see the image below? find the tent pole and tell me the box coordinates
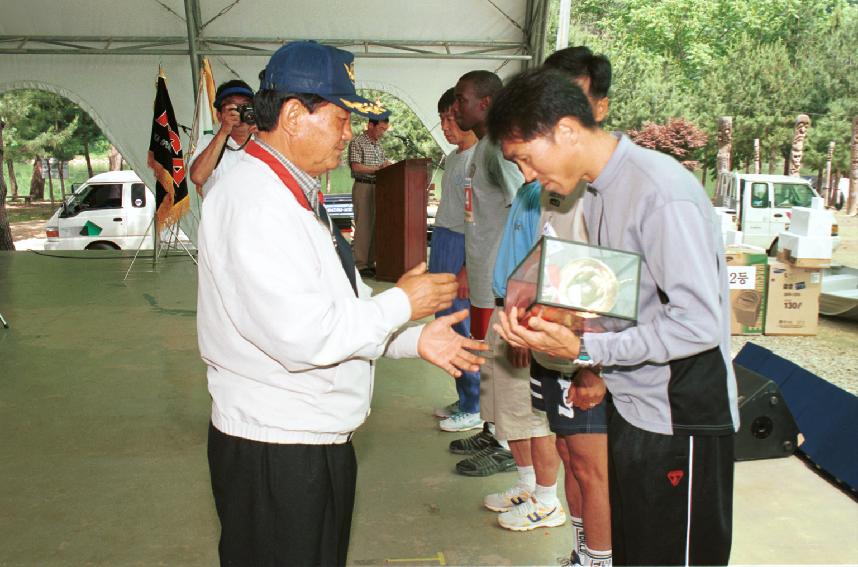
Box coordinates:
[184,0,201,100]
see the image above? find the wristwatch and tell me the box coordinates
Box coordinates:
[576,336,597,368]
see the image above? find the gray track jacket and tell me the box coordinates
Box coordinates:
[583,135,739,436]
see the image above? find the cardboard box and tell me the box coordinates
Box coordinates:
[764,259,822,335]
[776,248,832,269]
[725,246,769,335]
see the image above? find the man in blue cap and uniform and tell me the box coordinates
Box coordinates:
[196,41,487,566]
[189,79,257,197]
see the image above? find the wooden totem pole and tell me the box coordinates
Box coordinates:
[715,117,733,196]
[787,114,811,177]
[847,117,858,215]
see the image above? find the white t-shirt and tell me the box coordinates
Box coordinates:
[188,133,247,197]
[532,181,588,373]
[464,137,524,308]
[434,146,475,234]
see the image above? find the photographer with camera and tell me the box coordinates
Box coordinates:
[189,79,256,197]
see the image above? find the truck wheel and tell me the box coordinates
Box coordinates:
[86,242,120,250]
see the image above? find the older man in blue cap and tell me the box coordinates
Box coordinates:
[196,41,487,566]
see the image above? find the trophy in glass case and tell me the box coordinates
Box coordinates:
[505,236,641,334]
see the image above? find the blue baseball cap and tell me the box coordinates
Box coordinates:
[214,80,254,108]
[260,40,387,119]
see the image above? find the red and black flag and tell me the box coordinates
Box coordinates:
[147,68,189,229]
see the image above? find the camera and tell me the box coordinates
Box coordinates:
[235,104,256,125]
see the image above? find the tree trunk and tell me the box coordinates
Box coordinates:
[788,114,811,177]
[847,116,858,216]
[6,160,18,201]
[0,120,15,250]
[768,145,777,174]
[753,138,761,174]
[824,141,835,206]
[714,117,732,197]
[29,156,45,201]
[46,159,55,207]
[108,145,122,171]
[832,172,843,210]
[58,160,67,200]
[83,139,94,177]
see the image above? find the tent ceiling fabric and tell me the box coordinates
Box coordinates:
[0,0,547,194]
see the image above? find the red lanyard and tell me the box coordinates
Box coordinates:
[245,140,316,211]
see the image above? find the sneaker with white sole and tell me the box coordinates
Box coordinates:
[439,411,483,432]
[484,484,532,512]
[433,400,459,418]
[455,444,515,476]
[449,423,495,455]
[497,497,566,531]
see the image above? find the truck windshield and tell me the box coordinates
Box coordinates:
[63,183,123,216]
[773,183,814,208]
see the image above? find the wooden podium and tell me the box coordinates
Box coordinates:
[374,158,430,281]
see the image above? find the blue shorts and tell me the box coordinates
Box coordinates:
[531,359,608,436]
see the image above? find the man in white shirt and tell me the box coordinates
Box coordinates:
[197,41,486,567]
[189,79,256,197]
[430,87,481,431]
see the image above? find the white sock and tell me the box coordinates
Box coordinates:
[487,422,496,436]
[533,482,559,508]
[584,545,612,567]
[516,465,536,491]
[571,515,586,556]
[498,438,510,450]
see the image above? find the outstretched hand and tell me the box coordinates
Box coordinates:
[494,307,581,360]
[396,262,458,321]
[418,309,488,378]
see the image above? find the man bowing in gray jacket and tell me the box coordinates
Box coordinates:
[490,68,738,567]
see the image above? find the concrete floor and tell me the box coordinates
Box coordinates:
[1,250,856,566]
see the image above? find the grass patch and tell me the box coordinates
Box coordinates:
[6,202,57,224]
[322,163,444,196]
[4,160,110,200]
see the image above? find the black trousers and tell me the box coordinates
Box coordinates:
[207,423,357,567]
[608,409,734,566]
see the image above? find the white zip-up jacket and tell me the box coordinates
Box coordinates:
[197,152,421,444]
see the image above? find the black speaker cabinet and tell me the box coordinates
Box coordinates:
[734,364,799,461]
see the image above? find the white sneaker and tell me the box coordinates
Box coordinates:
[484,484,532,512]
[439,411,484,432]
[497,497,567,531]
[433,400,459,418]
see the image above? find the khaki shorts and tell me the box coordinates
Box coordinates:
[480,307,551,441]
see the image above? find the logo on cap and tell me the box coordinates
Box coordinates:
[340,99,386,115]
[344,63,356,85]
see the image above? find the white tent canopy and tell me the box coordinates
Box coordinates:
[0,0,548,191]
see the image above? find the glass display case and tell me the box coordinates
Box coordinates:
[505,236,642,334]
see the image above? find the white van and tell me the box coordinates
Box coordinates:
[713,172,838,249]
[44,170,160,250]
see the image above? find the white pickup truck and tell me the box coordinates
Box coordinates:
[43,170,187,250]
[713,172,839,250]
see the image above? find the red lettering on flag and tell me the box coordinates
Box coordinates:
[667,470,684,487]
[156,111,169,128]
[172,159,186,185]
[168,130,182,154]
